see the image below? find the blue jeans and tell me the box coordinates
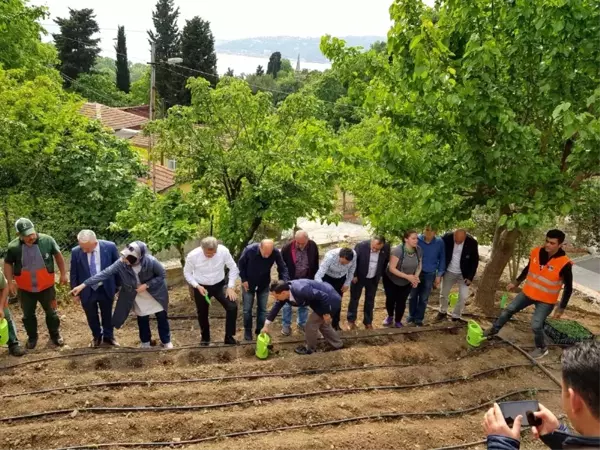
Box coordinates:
[408,272,436,325]
[82,289,114,339]
[282,302,308,328]
[492,292,555,349]
[243,286,269,335]
[137,310,171,344]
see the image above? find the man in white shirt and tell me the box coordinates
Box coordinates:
[184,236,239,345]
[437,229,479,321]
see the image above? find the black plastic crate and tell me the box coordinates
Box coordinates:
[544,318,594,346]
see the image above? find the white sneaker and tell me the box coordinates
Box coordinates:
[162,342,174,349]
[140,342,151,348]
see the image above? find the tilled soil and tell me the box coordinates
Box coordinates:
[0,282,597,450]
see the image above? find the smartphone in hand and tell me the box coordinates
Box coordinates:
[498,401,542,427]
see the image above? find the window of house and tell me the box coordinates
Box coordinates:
[167,159,177,170]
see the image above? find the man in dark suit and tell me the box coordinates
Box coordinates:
[70,230,120,347]
[437,229,479,321]
[347,236,389,330]
[262,279,343,355]
[279,230,319,335]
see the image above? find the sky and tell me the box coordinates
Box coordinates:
[34,0,395,63]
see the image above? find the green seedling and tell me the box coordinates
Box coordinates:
[545,318,592,339]
[204,294,211,305]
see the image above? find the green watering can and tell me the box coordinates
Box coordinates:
[466,320,486,347]
[255,332,272,360]
[0,318,9,346]
[449,292,459,309]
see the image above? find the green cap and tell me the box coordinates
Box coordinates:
[15,218,36,237]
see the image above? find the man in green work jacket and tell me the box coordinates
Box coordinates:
[0,268,26,356]
[3,218,68,349]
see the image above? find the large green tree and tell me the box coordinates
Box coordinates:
[53,8,100,86]
[146,77,339,259]
[115,25,131,93]
[148,0,183,109]
[0,0,56,77]
[266,51,282,78]
[0,68,144,247]
[180,16,218,103]
[113,188,206,268]
[323,0,600,309]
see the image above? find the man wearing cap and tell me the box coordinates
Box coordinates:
[70,230,120,347]
[3,218,68,349]
[0,268,26,356]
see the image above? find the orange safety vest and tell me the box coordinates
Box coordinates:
[522,247,571,304]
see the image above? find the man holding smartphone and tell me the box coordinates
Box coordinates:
[483,340,600,449]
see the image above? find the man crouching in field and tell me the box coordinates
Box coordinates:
[261,279,343,355]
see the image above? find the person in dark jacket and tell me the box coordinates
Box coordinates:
[347,236,389,330]
[71,241,172,349]
[261,279,343,355]
[280,230,319,336]
[238,239,289,341]
[484,340,600,450]
[436,229,479,321]
[70,230,120,347]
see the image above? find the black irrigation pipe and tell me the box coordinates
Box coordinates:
[1,363,547,423]
[427,440,486,450]
[497,335,562,388]
[45,388,560,450]
[0,323,465,371]
[1,362,418,399]
[2,341,516,400]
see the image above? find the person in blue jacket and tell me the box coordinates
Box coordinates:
[483,340,600,449]
[261,279,343,355]
[71,241,172,349]
[70,230,120,347]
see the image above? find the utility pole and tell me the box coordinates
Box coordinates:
[149,42,157,194]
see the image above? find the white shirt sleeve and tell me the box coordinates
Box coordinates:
[183,250,199,288]
[223,247,239,289]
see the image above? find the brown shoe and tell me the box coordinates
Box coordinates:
[365,324,374,330]
[347,321,357,331]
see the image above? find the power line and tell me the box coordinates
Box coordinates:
[60,72,125,107]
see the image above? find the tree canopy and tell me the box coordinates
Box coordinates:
[323,0,600,307]
[53,8,100,86]
[180,16,218,102]
[115,25,130,93]
[146,77,339,259]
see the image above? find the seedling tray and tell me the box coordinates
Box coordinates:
[544,318,594,345]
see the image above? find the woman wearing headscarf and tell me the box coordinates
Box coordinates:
[71,241,172,348]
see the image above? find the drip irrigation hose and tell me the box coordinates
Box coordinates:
[44,388,560,450]
[0,323,464,371]
[497,335,562,387]
[2,362,417,399]
[1,363,536,420]
[2,342,517,399]
[427,440,487,450]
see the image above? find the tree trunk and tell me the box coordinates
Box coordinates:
[233,215,263,261]
[474,227,520,311]
[3,202,11,245]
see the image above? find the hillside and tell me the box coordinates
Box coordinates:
[215,35,385,64]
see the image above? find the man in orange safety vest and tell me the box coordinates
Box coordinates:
[484,229,573,359]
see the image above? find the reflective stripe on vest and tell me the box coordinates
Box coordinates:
[522,247,571,305]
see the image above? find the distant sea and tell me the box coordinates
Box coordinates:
[216,53,331,75]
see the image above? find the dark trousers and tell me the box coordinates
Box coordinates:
[19,287,60,339]
[242,286,269,336]
[408,272,436,325]
[322,274,345,330]
[137,310,171,344]
[382,274,412,323]
[347,277,377,325]
[194,280,238,342]
[492,292,555,349]
[82,289,114,339]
